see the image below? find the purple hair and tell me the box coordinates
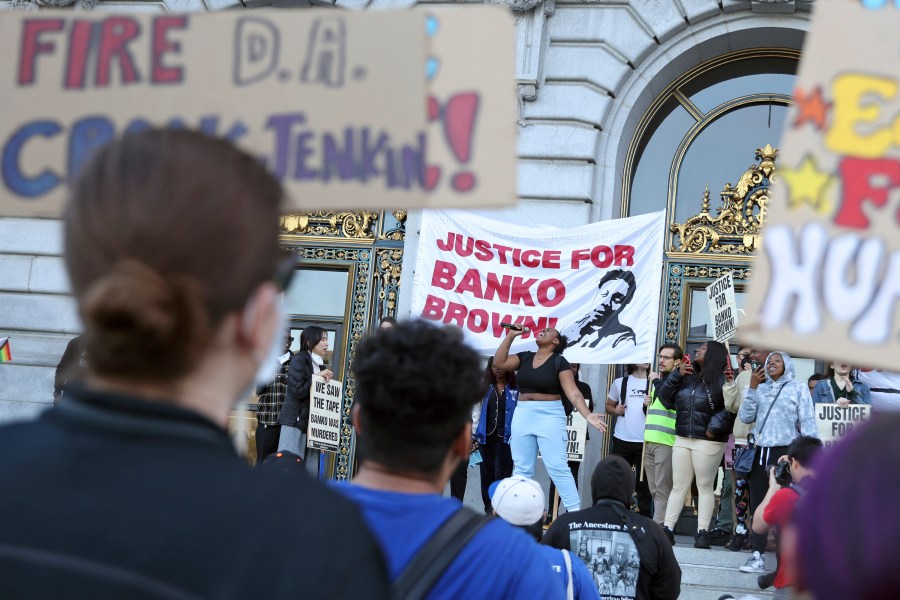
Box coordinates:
[795,412,900,598]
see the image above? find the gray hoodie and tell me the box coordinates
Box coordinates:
[738,351,819,448]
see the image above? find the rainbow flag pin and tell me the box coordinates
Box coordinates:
[0,338,11,363]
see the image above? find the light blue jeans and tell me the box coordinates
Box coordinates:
[510,401,581,512]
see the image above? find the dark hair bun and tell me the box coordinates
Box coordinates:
[80,260,210,381]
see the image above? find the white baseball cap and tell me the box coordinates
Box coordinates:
[489,475,545,526]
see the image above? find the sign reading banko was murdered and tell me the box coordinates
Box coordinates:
[0,8,515,218]
[741,2,900,371]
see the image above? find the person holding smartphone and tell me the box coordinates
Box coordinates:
[737,351,818,575]
[657,341,734,549]
[493,325,606,514]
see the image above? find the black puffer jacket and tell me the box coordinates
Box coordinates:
[279,351,315,429]
[657,369,733,441]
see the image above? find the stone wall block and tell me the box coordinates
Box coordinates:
[0,255,32,292]
[518,122,598,161]
[518,159,594,200]
[544,45,631,96]
[0,293,80,333]
[0,333,74,368]
[678,0,722,24]
[628,0,688,44]
[522,83,612,128]
[0,399,49,423]
[0,218,63,256]
[28,256,71,294]
[549,6,657,66]
[0,365,55,405]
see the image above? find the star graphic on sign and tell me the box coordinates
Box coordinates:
[779,154,834,215]
[793,86,831,130]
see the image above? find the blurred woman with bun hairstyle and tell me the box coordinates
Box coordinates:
[0,130,388,598]
[280,324,333,472]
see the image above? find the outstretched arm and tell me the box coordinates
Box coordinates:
[560,369,607,433]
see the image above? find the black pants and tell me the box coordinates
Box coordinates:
[611,438,653,518]
[255,423,281,465]
[748,445,789,553]
[450,460,468,501]
[479,441,514,513]
[548,461,581,516]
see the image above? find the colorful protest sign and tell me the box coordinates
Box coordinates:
[740,2,900,371]
[566,412,588,462]
[815,403,871,449]
[0,7,515,218]
[307,374,342,453]
[706,272,737,343]
[421,8,516,208]
[412,210,666,364]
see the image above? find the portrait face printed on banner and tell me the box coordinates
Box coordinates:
[562,269,637,351]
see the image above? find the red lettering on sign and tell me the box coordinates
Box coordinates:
[151,16,187,84]
[18,19,64,85]
[96,17,142,87]
[836,156,900,229]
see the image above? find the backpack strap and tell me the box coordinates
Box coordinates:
[620,373,629,407]
[560,549,574,600]
[391,509,493,600]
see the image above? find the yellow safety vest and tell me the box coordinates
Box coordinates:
[644,384,676,446]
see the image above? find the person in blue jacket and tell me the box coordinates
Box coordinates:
[812,361,872,406]
[473,357,518,513]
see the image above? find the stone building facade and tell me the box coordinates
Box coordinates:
[0,0,812,440]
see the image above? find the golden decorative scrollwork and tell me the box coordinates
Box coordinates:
[280,211,378,239]
[670,145,778,255]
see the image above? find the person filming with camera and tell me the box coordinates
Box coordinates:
[750,436,823,599]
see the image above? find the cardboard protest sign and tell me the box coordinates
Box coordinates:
[815,403,871,449]
[741,2,900,370]
[307,374,342,453]
[565,412,588,462]
[421,8,516,208]
[0,7,515,218]
[706,272,737,343]
[412,210,665,364]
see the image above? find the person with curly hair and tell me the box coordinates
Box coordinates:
[338,320,566,599]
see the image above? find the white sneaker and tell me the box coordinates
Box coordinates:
[739,551,766,573]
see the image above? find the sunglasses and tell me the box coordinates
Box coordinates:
[273,252,298,293]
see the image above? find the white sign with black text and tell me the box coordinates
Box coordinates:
[307,375,343,453]
[706,272,737,343]
[566,412,588,462]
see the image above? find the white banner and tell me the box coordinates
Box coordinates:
[307,375,342,453]
[412,210,665,364]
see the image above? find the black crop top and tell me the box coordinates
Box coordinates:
[516,351,571,395]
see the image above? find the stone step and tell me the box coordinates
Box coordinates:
[673,545,774,570]
[677,583,776,600]
[680,562,772,590]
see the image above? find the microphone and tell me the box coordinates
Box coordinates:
[500,323,524,331]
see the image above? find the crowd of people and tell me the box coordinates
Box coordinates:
[5,129,899,600]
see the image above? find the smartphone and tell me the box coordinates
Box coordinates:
[751,361,760,371]
[683,354,691,365]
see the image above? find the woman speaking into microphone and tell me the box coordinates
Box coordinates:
[494,325,606,514]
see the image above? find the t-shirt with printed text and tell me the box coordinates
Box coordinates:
[608,375,649,443]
